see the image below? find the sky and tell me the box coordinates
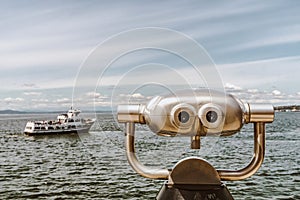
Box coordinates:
[0,0,299,111]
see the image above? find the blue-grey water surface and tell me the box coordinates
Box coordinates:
[0,112,299,199]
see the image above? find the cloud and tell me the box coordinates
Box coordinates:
[1,97,25,108]
[85,92,103,99]
[84,92,109,104]
[0,1,300,111]
[224,83,242,91]
[32,98,49,102]
[0,47,90,69]
[3,97,24,103]
[272,90,281,96]
[55,98,70,103]
[226,24,300,52]
[226,87,300,105]
[247,89,259,93]
[22,83,39,88]
[131,93,144,99]
[120,93,145,99]
[217,56,300,93]
[23,92,42,96]
[116,93,150,105]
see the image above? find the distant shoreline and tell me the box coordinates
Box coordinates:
[274,105,300,112]
[1,105,299,114]
[0,109,112,114]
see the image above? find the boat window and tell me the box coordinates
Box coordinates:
[68,119,74,122]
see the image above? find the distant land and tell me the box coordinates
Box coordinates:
[0,109,112,114]
[274,105,300,112]
[0,110,29,114]
[0,105,299,114]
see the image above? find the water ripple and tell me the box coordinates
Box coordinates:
[0,112,299,199]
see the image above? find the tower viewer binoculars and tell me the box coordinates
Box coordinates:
[118,89,274,150]
[117,89,274,199]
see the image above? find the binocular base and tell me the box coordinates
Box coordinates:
[156,157,234,200]
[157,182,233,200]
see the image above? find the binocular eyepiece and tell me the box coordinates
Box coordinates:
[118,89,274,137]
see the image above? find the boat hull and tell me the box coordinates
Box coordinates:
[24,125,93,136]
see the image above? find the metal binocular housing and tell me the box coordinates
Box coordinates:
[117,88,274,182]
[118,89,274,137]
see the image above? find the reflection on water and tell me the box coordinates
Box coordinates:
[0,112,299,199]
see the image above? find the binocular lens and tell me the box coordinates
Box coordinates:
[178,111,190,123]
[206,111,218,123]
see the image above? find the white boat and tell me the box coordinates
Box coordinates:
[24,108,95,136]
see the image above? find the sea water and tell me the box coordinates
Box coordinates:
[0,112,299,199]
